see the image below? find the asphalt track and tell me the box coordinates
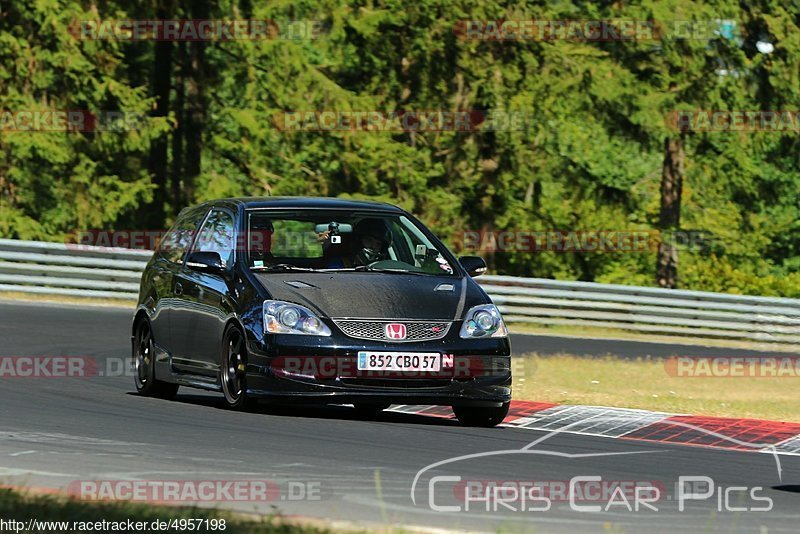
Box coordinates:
[1,300,799,532]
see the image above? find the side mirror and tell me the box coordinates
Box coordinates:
[459,256,487,277]
[186,251,225,274]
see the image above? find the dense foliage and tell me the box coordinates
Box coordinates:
[2,0,799,296]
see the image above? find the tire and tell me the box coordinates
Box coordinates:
[220,325,254,410]
[453,402,510,428]
[353,402,391,417]
[133,320,179,399]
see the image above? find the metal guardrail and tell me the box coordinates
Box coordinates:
[0,239,149,300]
[1,239,799,344]
[481,275,800,344]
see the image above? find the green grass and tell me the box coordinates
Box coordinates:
[0,291,134,309]
[507,322,800,354]
[0,487,335,534]
[513,353,800,422]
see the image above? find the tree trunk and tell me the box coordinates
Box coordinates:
[656,135,685,289]
[183,0,210,204]
[477,130,499,273]
[146,36,172,228]
[170,42,186,205]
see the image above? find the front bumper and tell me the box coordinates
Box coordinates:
[244,330,512,407]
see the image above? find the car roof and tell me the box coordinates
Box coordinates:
[201,196,405,213]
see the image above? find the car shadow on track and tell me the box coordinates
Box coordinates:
[127,391,463,427]
[773,485,800,494]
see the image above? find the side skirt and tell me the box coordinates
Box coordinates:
[152,343,222,392]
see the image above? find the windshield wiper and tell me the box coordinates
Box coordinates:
[252,263,318,272]
[321,265,428,275]
[367,267,429,275]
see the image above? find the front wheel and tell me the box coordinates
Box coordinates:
[133,320,179,399]
[453,402,510,428]
[220,326,254,411]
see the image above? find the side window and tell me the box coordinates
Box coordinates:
[191,209,236,267]
[397,216,455,274]
[159,209,206,265]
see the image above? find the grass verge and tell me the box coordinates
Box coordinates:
[0,487,336,534]
[513,353,800,423]
[0,291,134,309]
[508,322,800,354]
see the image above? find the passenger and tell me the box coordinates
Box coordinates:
[318,228,349,268]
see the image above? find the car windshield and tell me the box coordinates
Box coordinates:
[246,211,456,276]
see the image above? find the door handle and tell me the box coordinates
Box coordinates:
[174,282,183,295]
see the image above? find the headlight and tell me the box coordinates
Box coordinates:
[459,304,508,339]
[263,300,331,336]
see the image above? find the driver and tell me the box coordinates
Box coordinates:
[353,218,392,266]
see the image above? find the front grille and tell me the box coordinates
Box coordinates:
[332,320,451,342]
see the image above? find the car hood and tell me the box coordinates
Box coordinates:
[253,272,484,320]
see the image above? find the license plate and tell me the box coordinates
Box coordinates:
[357,352,441,372]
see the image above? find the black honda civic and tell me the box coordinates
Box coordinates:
[132,197,512,426]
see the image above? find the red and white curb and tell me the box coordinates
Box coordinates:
[388,402,800,456]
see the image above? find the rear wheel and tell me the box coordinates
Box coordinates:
[220,326,253,410]
[133,320,179,399]
[453,402,510,428]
